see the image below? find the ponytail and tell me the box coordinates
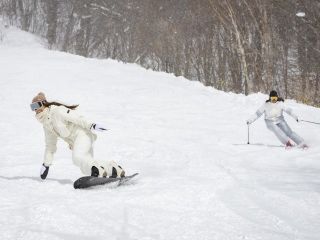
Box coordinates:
[44,101,79,110]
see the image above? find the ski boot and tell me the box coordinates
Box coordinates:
[285,140,294,149]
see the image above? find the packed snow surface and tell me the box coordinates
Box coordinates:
[0,26,320,240]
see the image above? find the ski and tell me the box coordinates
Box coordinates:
[232,143,283,148]
[233,143,309,150]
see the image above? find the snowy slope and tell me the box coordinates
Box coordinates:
[0,26,320,240]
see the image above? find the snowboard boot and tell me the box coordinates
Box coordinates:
[91,166,100,177]
[91,166,107,177]
[111,165,125,178]
[92,162,125,178]
[105,161,125,178]
[298,143,309,149]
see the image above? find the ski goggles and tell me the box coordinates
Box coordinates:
[270,96,278,102]
[30,101,46,111]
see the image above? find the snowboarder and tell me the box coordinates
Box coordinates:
[30,92,125,179]
[246,90,308,148]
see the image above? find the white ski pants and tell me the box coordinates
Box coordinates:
[265,119,304,145]
[72,129,123,176]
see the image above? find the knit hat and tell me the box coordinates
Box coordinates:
[269,90,278,97]
[32,92,46,103]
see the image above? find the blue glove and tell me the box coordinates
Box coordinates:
[91,123,108,132]
[40,163,49,180]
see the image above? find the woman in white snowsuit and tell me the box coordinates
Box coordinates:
[246,90,307,148]
[30,92,125,179]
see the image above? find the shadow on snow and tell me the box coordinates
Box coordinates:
[0,175,73,185]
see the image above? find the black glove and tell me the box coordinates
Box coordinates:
[40,163,49,179]
[91,123,107,132]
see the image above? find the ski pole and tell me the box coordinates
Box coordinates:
[247,124,250,144]
[300,120,320,125]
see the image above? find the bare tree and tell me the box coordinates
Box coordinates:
[1,0,319,105]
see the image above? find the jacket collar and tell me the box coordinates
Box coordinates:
[35,107,50,123]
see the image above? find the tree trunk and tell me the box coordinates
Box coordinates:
[46,0,58,47]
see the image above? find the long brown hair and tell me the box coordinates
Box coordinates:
[44,101,79,110]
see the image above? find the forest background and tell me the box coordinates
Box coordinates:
[1,0,319,106]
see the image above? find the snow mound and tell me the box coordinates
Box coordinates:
[0,23,45,48]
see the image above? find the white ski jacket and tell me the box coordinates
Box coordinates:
[36,105,96,166]
[248,101,298,124]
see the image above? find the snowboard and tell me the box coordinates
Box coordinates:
[74,173,139,189]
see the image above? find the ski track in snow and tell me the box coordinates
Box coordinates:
[0,25,320,240]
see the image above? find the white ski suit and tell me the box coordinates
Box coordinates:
[36,105,123,177]
[247,100,304,145]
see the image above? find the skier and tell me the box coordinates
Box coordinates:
[30,92,125,179]
[246,90,308,148]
